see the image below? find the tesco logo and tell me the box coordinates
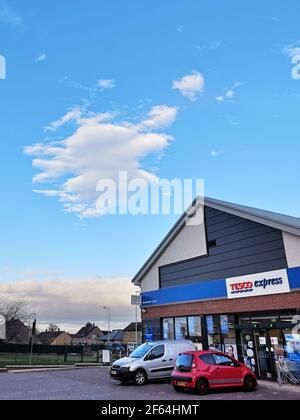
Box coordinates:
[230,282,253,292]
[229,277,283,295]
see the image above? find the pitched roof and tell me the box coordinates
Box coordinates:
[74,323,101,338]
[133,196,300,286]
[37,331,65,344]
[123,322,142,332]
[5,319,30,344]
[101,330,123,341]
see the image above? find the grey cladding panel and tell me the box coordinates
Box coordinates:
[159,206,288,288]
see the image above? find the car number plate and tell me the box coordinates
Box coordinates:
[177,381,187,387]
[111,371,117,375]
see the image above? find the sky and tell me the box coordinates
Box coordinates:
[0,0,300,332]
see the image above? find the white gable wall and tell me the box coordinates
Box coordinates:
[283,231,300,268]
[140,205,207,292]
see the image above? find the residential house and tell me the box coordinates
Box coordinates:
[72,322,104,346]
[5,319,30,345]
[37,330,72,346]
[123,322,142,345]
[100,330,124,345]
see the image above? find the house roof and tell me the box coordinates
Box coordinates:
[74,323,101,338]
[133,196,300,286]
[123,322,142,332]
[101,330,123,341]
[37,331,66,344]
[5,319,30,344]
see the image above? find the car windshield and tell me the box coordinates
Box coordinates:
[130,343,155,359]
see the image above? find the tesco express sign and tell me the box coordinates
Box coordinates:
[226,269,290,300]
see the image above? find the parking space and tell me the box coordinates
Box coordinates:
[0,367,299,400]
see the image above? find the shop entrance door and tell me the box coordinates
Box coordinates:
[253,329,275,380]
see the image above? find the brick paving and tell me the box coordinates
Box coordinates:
[0,368,299,400]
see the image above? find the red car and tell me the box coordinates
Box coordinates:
[171,350,257,395]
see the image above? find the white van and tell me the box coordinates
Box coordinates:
[110,340,194,385]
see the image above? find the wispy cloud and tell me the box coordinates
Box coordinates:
[215,81,243,103]
[211,150,224,157]
[173,71,205,101]
[35,53,47,62]
[98,79,115,90]
[0,0,22,25]
[25,104,178,218]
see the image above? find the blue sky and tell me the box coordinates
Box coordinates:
[0,0,300,329]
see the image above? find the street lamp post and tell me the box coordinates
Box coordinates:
[103,307,111,347]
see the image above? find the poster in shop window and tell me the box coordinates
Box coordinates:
[206,316,214,335]
[225,344,238,360]
[220,315,229,335]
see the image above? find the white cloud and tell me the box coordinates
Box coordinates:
[141,105,178,130]
[25,105,178,218]
[211,150,224,157]
[173,71,205,101]
[98,79,115,90]
[215,82,243,103]
[0,275,138,332]
[35,53,47,62]
[0,0,22,25]
[44,107,83,132]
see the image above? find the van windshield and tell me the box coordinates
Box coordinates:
[130,343,155,359]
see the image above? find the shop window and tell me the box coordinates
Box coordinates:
[143,319,161,341]
[188,316,203,349]
[206,315,222,352]
[222,314,238,359]
[163,318,174,340]
[175,317,188,340]
[188,316,202,337]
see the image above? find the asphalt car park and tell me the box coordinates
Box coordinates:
[0,367,299,400]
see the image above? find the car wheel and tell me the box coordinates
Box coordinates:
[243,375,257,392]
[173,385,185,393]
[134,369,147,386]
[195,378,209,396]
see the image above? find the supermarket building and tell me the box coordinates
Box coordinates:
[133,197,300,379]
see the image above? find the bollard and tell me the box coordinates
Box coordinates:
[275,361,283,387]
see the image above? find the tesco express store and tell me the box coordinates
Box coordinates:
[133,198,300,380]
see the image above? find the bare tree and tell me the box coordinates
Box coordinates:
[48,323,60,332]
[0,300,35,323]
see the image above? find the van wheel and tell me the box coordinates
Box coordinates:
[243,375,257,392]
[195,378,209,396]
[173,385,185,393]
[134,369,147,386]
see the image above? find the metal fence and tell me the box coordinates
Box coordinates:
[0,343,128,367]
